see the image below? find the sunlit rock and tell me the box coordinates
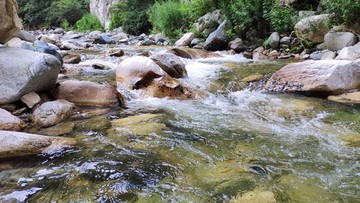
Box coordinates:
[168,47,219,59]
[175,32,194,47]
[230,188,276,203]
[0,0,22,43]
[0,130,76,159]
[340,133,360,147]
[32,100,75,128]
[294,14,331,43]
[240,74,264,82]
[0,108,26,131]
[27,122,75,136]
[265,60,360,94]
[150,53,188,78]
[328,91,360,104]
[20,92,41,109]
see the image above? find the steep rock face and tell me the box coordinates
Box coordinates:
[0,0,23,43]
[90,0,119,30]
[0,48,61,104]
[265,60,360,94]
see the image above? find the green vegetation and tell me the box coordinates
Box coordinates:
[109,0,155,35]
[265,3,298,34]
[148,0,190,39]
[322,0,360,27]
[76,13,103,32]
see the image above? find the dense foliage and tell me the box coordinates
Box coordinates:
[322,0,360,27]
[76,13,104,32]
[18,0,89,28]
[110,0,155,35]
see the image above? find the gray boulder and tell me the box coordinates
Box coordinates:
[0,48,61,105]
[150,53,188,78]
[204,20,228,51]
[294,14,332,43]
[32,100,75,127]
[336,42,360,60]
[194,9,223,33]
[0,130,77,159]
[324,32,358,51]
[175,33,194,47]
[269,32,280,49]
[228,38,246,53]
[265,60,360,94]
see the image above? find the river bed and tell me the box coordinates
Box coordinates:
[0,46,359,202]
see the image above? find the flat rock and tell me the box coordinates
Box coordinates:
[20,92,41,108]
[0,130,76,159]
[175,32,194,47]
[328,91,360,104]
[265,60,360,94]
[56,80,119,107]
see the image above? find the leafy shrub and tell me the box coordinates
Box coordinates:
[110,0,155,35]
[322,0,360,26]
[148,0,190,39]
[18,0,54,28]
[223,0,272,39]
[47,0,89,27]
[265,4,298,34]
[76,13,103,32]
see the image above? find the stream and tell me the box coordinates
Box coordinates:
[0,45,359,202]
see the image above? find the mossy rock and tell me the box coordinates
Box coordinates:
[289,46,304,54]
[231,188,276,203]
[75,116,112,133]
[340,133,360,147]
[27,122,75,136]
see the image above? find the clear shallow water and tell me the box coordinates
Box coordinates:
[0,50,359,202]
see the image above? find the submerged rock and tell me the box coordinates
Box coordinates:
[32,100,75,128]
[231,188,276,203]
[169,47,217,59]
[265,60,360,95]
[0,108,26,131]
[56,80,119,107]
[0,48,61,105]
[0,130,76,159]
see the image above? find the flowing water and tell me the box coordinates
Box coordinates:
[0,46,359,202]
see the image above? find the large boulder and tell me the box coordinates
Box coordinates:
[194,9,223,33]
[0,48,61,105]
[336,42,360,60]
[174,32,194,47]
[150,53,188,78]
[116,56,196,99]
[0,108,25,131]
[265,60,360,94]
[0,130,77,159]
[90,0,119,29]
[116,56,167,90]
[204,20,228,51]
[32,100,75,128]
[56,80,119,107]
[324,31,358,51]
[0,0,22,43]
[294,14,332,43]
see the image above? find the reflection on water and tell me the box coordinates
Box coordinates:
[0,48,359,202]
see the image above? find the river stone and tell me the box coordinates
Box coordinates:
[56,80,119,107]
[93,35,115,44]
[328,91,360,104]
[150,53,188,78]
[0,0,22,43]
[336,42,360,60]
[229,38,246,53]
[15,30,36,42]
[116,56,167,90]
[63,54,81,64]
[0,48,61,105]
[169,47,217,59]
[32,100,75,128]
[269,32,280,49]
[175,32,194,47]
[321,51,336,60]
[27,122,75,136]
[294,14,331,43]
[20,92,41,108]
[231,188,276,203]
[241,74,264,82]
[324,32,358,51]
[0,130,77,159]
[265,60,360,94]
[204,20,228,51]
[194,9,223,33]
[0,108,26,131]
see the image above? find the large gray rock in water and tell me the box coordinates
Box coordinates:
[204,20,228,51]
[0,0,22,43]
[336,42,360,60]
[0,48,61,104]
[150,53,187,78]
[90,0,119,29]
[0,108,25,131]
[324,32,358,51]
[265,60,360,94]
[32,100,75,127]
[0,130,77,159]
[295,14,332,43]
